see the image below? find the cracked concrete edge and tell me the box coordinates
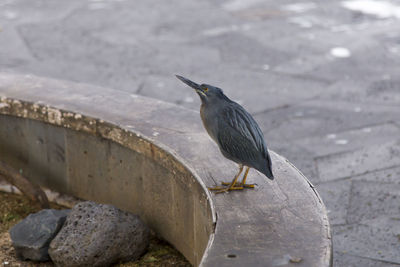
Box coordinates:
[276,153,332,266]
[0,95,215,212]
[0,94,218,209]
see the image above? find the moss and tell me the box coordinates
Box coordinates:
[116,235,191,267]
[0,191,191,266]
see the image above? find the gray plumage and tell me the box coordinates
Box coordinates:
[176,75,273,180]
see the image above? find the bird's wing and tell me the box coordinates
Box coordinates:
[217,103,269,162]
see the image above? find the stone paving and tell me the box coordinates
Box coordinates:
[1,0,400,266]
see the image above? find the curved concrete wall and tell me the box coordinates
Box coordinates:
[0,114,213,265]
[0,73,332,266]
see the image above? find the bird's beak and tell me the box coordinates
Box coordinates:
[175,75,206,97]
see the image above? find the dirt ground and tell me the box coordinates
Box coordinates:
[0,191,191,267]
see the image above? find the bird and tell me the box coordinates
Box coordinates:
[176,75,274,193]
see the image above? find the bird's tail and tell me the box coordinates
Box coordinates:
[255,161,274,180]
[253,151,274,180]
[262,165,274,180]
[260,152,274,180]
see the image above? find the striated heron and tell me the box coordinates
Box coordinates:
[176,75,274,193]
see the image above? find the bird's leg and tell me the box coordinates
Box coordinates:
[221,167,255,188]
[239,167,255,188]
[208,165,244,192]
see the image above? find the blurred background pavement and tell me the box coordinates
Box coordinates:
[1,0,400,266]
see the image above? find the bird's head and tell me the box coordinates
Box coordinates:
[176,75,225,104]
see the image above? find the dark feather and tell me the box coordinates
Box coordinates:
[216,103,273,179]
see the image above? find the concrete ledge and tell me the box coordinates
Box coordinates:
[0,73,332,266]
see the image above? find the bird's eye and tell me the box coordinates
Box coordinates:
[203,87,208,92]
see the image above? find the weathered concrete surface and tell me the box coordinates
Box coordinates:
[2,1,400,265]
[0,73,331,266]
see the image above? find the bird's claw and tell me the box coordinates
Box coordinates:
[208,186,229,194]
[208,186,243,190]
[208,183,255,193]
[213,186,245,193]
[221,182,256,188]
[208,186,226,191]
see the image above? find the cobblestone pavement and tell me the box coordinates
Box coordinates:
[1,0,400,266]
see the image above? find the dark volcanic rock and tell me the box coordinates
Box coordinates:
[9,209,70,261]
[48,201,150,267]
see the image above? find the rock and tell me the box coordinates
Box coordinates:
[9,209,70,261]
[48,201,150,267]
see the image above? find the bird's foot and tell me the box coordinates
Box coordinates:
[221,182,256,188]
[208,181,235,191]
[208,186,244,194]
[208,186,226,191]
[209,181,254,193]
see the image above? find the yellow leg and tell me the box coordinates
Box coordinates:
[241,167,255,188]
[241,167,250,184]
[208,165,244,193]
[221,167,255,188]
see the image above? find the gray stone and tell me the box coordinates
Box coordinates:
[256,99,400,143]
[269,141,319,183]
[294,123,400,158]
[9,209,70,261]
[317,179,351,225]
[347,181,400,224]
[310,42,400,84]
[196,32,292,68]
[49,201,150,267]
[139,73,204,110]
[333,251,400,267]
[315,141,400,182]
[194,66,327,114]
[353,166,400,184]
[333,217,400,264]
[321,77,400,107]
